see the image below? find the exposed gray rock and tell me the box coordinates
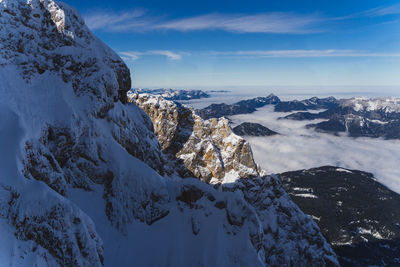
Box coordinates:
[130,93,259,183]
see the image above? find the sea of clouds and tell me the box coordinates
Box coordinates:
[228,105,400,194]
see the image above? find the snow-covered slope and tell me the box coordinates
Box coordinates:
[0,0,338,266]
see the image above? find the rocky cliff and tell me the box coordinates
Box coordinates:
[0,1,338,266]
[129,93,259,183]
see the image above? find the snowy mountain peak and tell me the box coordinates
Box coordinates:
[344,97,400,113]
[131,88,210,100]
[0,0,131,111]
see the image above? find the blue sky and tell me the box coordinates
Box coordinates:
[64,0,400,89]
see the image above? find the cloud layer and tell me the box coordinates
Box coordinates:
[228,105,400,194]
[208,49,400,58]
[156,13,321,33]
[356,3,400,18]
[120,50,186,61]
[84,4,400,34]
[119,49,400,61]
[84,10,323,34]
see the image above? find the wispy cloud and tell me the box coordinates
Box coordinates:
[84,3,400,34]
[84,10,323,34]
[120,49,400,61]
[120,50,187,60]
[358,3,400,17]
[156,13,322,33]
[209,49,400,58]
[334,3,400,20]
[85,9,148,30]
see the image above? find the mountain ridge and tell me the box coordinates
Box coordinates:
[0,1,338,266]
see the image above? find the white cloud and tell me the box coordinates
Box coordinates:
[156,13,322,33]
[229,105,400,194]
[209,49,400,58]
[83,4,400,34]
[83,10,322,34]
[149,50,183,60]
[120,49,400,61]
[85,9,148,30]
[120,50,186,61]
[120,51,140,61]
[358,4,400,17]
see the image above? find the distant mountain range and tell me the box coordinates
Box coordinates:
[196,94,400,139]
[275,96,339,112]
[233,122,279,137]
[283,98,400,139]
[197,94,281,119]
[132,88,210,100]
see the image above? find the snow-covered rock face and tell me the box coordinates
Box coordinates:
[0,0,166,265]
[130,93,259,183]
[344,97,400,113]
[234,175,339,266]
[0,0,131,112]
[0,1,338,266]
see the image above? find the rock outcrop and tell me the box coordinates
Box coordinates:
[130,93,259,183]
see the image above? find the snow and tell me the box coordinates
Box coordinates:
[70,178,264,267]
[223,132,241,145]
[290,193,318,199]
[308,214,321,221]
[345,97,400,113]
[336,168,352,173]
[222,170,241,184]
[367,118,389,124]
[357,227,384,240]
[293,187,314,192]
